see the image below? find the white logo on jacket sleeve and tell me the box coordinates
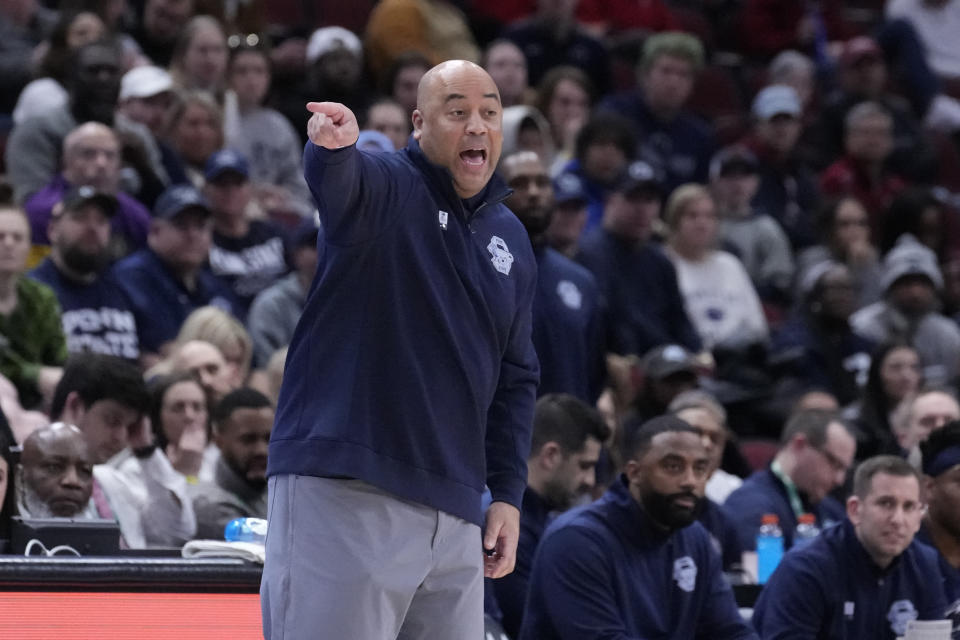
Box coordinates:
[557,280,582,309]
[673,556,697,593]
[487,236,514,275]
[886,599,918,636]
[439,210,448,230]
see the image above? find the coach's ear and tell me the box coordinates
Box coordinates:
[846,494,862,526]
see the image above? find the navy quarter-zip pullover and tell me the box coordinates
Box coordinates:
[752,519,948,639]
[519,476,758,640]
[267,139,540,526]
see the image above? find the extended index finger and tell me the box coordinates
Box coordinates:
[306,101,343,118]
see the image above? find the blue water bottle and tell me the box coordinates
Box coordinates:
[792,513,821,551]
[756,514,784,584]
[224,517,268,544]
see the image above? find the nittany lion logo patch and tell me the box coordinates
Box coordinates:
[673,556,697,593]
[887,599,918,636]
[487,236,514,276]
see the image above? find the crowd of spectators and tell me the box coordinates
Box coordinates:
[2,0,960,637]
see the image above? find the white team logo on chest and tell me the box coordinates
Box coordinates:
[673,556,697,593]
[886,599,918,636]
[487,236,514,276]
[556,280,582,310]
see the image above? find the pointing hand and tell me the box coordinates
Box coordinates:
[306,101,360,150]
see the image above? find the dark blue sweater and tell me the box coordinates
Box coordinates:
[577,229,701,356]
[915,524,960,635]
[533,244,604,402]
[267,140,540,526]
[29,258,140,360]
[110,248,238,353]
[519,477,758,640]
[599,92,716,194]
[752,519,948,639]
[723,468,846,551]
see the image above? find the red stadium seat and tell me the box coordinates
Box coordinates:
[738,438,780,471]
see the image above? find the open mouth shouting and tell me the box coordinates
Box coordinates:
[459,147,488,170]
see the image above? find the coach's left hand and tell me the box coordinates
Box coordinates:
[483,501,520,578]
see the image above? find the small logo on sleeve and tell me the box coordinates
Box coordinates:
[439,210,448,230]
[487,236,514,276]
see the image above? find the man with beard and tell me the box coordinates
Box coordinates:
[852,234,960,388]
[24,122,152,259]
[489,393,609,637]
[724,409,855,551]
[501,151,604,402]
[752,456,947,639]
[192,388,271,540]
[6,38,166,206]
[112,185,238,365]
[519,415,758,640]
[29,186,140,360]
[16,422,94,519]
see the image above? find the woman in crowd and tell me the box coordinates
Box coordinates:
[170,16,229,97]
[844,340,922,460]
[148,372,212,482]
[797,196,883,310]
[225,43,313,219]
[163,90,224,188]
[535,66,594,173]
[664,183,768,353]
[176,306,254,390]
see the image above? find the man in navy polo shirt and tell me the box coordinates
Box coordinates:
[501,150,604,402]
[112,185,237,365]
[752,455,948,639]
[29,185,140,360]
[519,415,757,639]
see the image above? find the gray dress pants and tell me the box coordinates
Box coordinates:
[261,474,484,639]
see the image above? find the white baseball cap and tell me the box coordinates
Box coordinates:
[305,26,362,65]
[119,65,173,101]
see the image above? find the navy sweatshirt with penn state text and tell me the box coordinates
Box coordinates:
[266,139,540,526]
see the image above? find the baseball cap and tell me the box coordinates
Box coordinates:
[710,146,759,179]
[119,65,173,101]
[880,233,943,291]
[840,36,882,68]
[204,149,249,182]
[752,85,802,121]
[553,172,588,206]
[154,185,211,220]
[58,185,117,217]
[305,26,362,65]
[613,161,661,196]
[288,214,321,250]
[640,344,698,380]
[356,130,394,153]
